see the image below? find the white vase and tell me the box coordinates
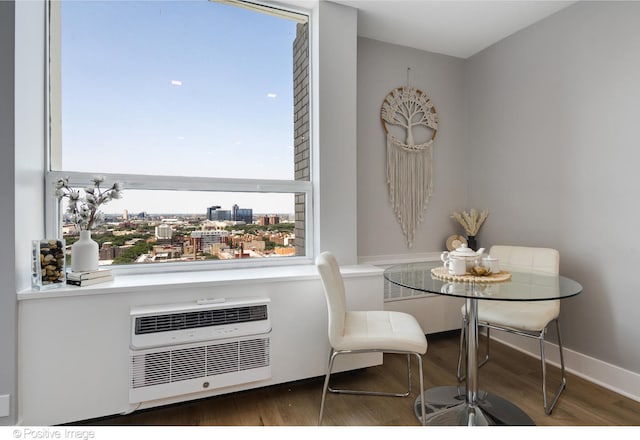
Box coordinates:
[71,230,99,272]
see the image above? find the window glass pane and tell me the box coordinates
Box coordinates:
[60,189,303,265]
[56,0,306,180]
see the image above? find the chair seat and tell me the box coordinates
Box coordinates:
[461,300,559,332]
[334,310,428,354]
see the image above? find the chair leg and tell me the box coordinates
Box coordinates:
[457,319,491,383]
[318,349,425,426]
[318,349,338,425]
[456,319,466,382]
[541,319,566,415]
[481,327,491,368]
[328,355,412,397]
[458,317,567,415]
[415,352,426,426]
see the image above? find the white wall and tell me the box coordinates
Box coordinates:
[313,1,358,265]
[0,0,17,426]
[465,1,640,374]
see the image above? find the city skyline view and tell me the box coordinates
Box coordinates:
[89,189,297,217]
[58,0,303,215]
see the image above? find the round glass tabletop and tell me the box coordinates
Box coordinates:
[383,261,582,302]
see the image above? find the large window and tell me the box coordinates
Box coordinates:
[47,0,311,269]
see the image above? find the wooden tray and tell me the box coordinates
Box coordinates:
[431,266,512,283]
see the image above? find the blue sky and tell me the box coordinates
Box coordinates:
[60,0,300,215]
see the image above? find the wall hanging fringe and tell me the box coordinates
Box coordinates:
[380,86,439,247]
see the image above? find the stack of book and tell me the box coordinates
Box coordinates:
[66,268,114,287]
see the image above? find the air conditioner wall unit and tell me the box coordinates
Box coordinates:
[129,297,271,404]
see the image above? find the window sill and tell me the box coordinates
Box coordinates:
[17,263,383,301]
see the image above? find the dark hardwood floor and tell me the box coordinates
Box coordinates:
[76,331,640,427]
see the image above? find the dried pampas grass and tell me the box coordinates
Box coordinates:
[452,209,489,236]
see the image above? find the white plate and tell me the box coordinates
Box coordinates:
[446,234,467,251]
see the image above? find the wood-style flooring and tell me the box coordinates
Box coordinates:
[76,331,640,426]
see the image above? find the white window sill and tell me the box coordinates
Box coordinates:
[17,263,384,301]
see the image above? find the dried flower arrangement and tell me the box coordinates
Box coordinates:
[452,209,489,236]
[55,176,124,231]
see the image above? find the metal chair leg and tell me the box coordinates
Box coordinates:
[461,318,567,414]
[415,352,426,426]
[318,349,426,425]
[457,318,490,383]
[456,319,466,381]
[318,349,337,426]
[541,319,566,415]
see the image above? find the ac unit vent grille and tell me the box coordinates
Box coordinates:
[130,337,270,389]
[131,352,170,388]
[134,305,268,335]
[206,341,239,376]
[240,338,270,370]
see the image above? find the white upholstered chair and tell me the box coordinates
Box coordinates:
[456,245,566,414]
[316,252,428,425]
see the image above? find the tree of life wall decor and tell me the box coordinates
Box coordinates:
[380,86,438,247]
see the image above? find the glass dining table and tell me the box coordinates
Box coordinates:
[384,260,583,426]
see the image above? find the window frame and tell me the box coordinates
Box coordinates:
[44,0,314,274]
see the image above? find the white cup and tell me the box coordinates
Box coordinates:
[444,258,466,275]
[483,256,500,274]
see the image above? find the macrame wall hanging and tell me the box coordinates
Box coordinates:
[380,79,439,248]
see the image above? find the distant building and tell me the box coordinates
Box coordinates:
[155,224,173,240]
[232,204,252,223]
[207,204,252,223]
[201,220,227,230]
[151,245,182,260]
[207,205,222,221]
[191,230,229,252]
[208,205,231,221]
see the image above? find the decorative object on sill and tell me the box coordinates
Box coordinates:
[70,230,100,272]
[31,239,66,290]
[65,268,113,287]
[54,176,124,272]
[66,268,112,282]
[66,272,114,287]
[381,80,438,248]
[451,209,489,251]
[445,234,467,251]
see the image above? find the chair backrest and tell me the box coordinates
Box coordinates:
[490,245,559,276]
[315,252,346,347]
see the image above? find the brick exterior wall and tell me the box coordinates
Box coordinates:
[293,22,309,257]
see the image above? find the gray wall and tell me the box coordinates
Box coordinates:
[356,1,640,377]
[357,38,468,257]
[0,0,17,426]
[465,1,640,373]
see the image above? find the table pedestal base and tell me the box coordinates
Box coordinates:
[414,386,535,426]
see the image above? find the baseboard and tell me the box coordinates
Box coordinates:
[491,332,640,404]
